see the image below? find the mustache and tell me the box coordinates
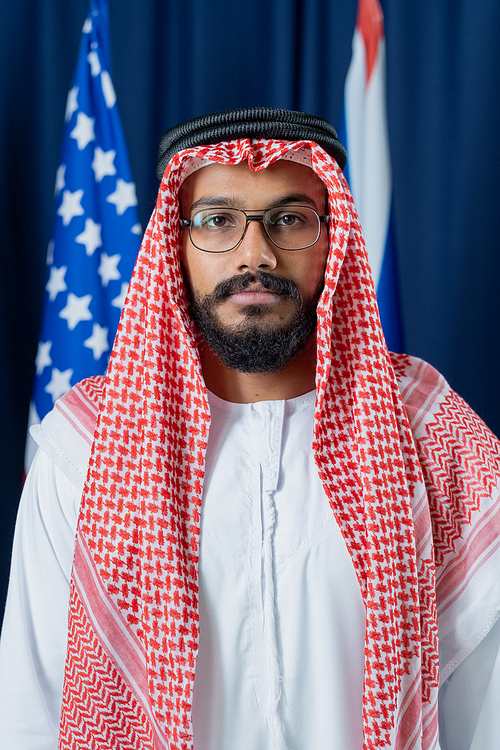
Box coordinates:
[207,272,302,303]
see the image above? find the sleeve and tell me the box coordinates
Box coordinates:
[0,449,80,750]
[392,354,500,749]
[438,615,500,750]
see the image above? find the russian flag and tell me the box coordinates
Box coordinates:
[339,0,404,352]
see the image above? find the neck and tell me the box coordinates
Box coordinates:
[199,335,317,403]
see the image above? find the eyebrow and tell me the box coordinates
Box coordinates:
[189,192,320,213]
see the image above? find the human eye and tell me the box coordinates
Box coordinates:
[268,206,311,228]
[193,209,238,230]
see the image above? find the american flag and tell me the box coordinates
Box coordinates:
[25,0,141,469]
[339,0,404,352]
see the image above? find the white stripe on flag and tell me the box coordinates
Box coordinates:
[344,30,392,288]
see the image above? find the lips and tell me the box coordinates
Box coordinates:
[210,271,301,303]
[229,283,267,294]
[228,286,280,305]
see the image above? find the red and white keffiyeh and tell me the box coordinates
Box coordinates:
[56,138,500,750]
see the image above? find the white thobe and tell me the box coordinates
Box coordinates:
[1,390,500,749]
[192,390,365,748]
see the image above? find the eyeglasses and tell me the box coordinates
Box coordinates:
[180,205,329,253]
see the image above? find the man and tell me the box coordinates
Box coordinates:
[1,108,500,750]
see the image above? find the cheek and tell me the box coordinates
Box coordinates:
[180,235,200,285]
[180,242,223,298]
[295,240,329,297]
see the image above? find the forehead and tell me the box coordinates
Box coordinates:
[178,159,328,212]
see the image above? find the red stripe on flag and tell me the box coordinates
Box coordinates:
[356,0,384,84]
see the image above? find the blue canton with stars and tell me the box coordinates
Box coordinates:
[32,0,141,424]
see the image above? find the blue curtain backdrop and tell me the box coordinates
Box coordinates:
[1,0,499,616]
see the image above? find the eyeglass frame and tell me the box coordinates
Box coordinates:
[179,205,330,253]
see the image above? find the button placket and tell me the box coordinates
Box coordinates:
[250,401,288,747]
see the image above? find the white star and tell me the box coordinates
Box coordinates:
[106,179,138,215]
[45,368,73,402]
[70,112,95,150]
[101,71,116,108]
[92,147,116,182]
[131,223,142,236]
[65,86,79,121]
[84,323,109,360]
[46,265,67,301]
[87,50,101,76]
[35,341,52,375]
[76,218,102,256]
[54,164,66,196]
[46,240,54,265]
[57,189,84,225]
[59,293,92,330]
[111,282,129,309]
[98,253,121,287]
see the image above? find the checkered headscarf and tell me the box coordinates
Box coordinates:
[59,137,438,750]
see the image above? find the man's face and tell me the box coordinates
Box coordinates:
[179,158,329,372]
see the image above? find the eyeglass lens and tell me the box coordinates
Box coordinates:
[189,206,321,252]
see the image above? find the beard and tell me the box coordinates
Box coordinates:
[185,271,322,373]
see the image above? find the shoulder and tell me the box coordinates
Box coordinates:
[390,352,500,457]
[54,375,106,435]
[30,375,106,491]
[390,351,500,478]
[391,351,500,571]
[390,361,500,687]
[389,352,450,436]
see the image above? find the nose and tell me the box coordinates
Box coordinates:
[232,218,278,272]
